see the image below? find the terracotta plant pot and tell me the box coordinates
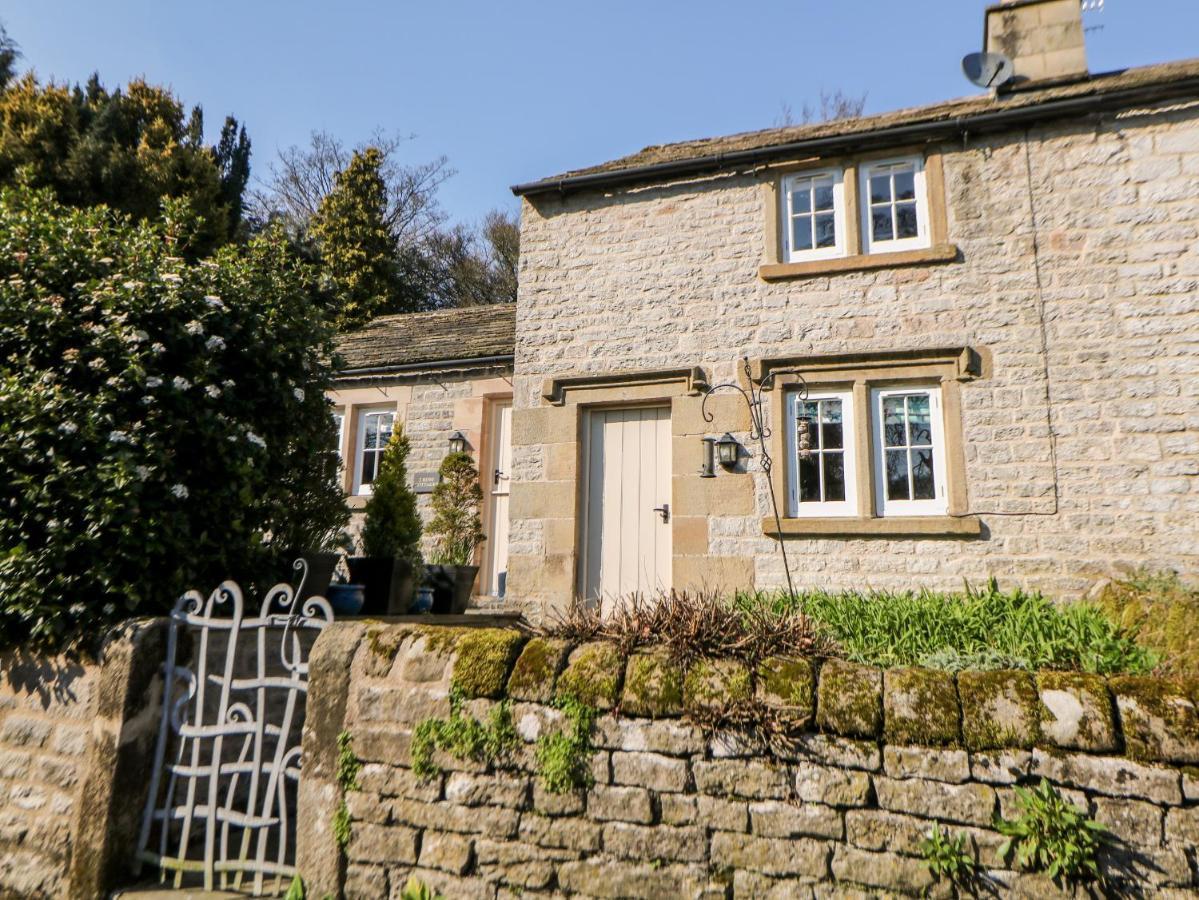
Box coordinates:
[425,565,479,615]
[347,556,415,616]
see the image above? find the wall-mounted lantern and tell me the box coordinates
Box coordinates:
[700,436,717,478]
[715,432,740,469]
[447,430,467,454]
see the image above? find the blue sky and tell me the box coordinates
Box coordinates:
[5,1,1197,227]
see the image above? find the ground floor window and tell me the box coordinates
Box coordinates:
[353,408,394,495]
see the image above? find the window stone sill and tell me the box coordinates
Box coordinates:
[762,514,981,538]
[759,243,959,281]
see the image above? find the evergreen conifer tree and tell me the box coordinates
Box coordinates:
[360,427,423,568]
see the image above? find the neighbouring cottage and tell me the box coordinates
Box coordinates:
[498,0,1199,618]
[329,305,516,598]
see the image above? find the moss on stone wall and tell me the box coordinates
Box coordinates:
[450,629,526,699]
[507,637,571,703]
[884,667,960,746]
[1036,671,1117,752]
[556,642,624,710]
[958,669,1039,750]
[683,659,752,719]
[1108,675,1199,763]
[756,656,815,727]
[622,649,685,718]
[816,659,883,739]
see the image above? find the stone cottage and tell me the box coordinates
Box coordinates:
[330,304,515,597]
[498,0,1199,616]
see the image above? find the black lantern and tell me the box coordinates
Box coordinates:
[447,430,467,454]
[715,432,739,468]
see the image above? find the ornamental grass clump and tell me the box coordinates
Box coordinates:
[1098,569,1199,678]
[759,578,1156,674]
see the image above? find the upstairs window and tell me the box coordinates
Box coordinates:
[860,157,929,254]
[353,409,394,495]
[781,170,845,262]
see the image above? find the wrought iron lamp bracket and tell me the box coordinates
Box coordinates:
[699,357,808,599]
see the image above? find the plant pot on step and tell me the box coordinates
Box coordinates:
[425,564,479,615]
[347,556,415,616]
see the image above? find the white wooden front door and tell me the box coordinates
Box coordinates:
[484,401,512,597]
[582,406,672,608]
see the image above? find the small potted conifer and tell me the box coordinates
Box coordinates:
[349,427,422,615]
[425,451,486,615]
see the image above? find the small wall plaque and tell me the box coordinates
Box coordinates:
[412,471,440,494]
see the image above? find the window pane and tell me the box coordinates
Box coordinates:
[885,449,910,500]
[380,415,394,443]
[364,417,378,448]
[912,448,936,499]
[798,454,820,503]
[882,396,906,447]
[821,400,843,449]
[791,187,811,214]
[894,169,916,200]
[871,208,893,242]
[823,452,846,501]
[869,174,891,204]
[907,394,932,445]
[791,216,812,251]
[814,212,836,248]
[813,182,834,211]
[362,451,378,485]
[896,202,918,238]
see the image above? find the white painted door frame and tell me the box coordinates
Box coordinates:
[483,400,512,597]
[579,405,672,610]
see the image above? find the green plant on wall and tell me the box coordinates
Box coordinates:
[920,824,978,886]
[427,451,486,566]
[398,877,444,900]
[360,427,423,568]
[535,693,598,794]
[332,730,361,850]
[995,779,1109,885]
[412,688,517,779]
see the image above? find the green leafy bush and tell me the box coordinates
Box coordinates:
[1099,569,1199,677]
[331,730,360,851]
[359,427,422,567]
[535,693,598,794]
[0,184,347,651]
[920,824,978,885]
[411,689,517,780]
[756,579,1156,674]
[995,779,1109,884]
[427,451,485,566]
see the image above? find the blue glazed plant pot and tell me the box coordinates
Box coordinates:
[325,583,365,616]
[411,586,435,614]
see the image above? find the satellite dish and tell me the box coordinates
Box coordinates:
[962,51,1015,89]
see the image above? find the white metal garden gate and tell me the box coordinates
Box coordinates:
[135,562,332,895]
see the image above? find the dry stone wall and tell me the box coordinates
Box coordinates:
[297,623,1199,899]
[510,100,1199,611]
[0,620,166,899]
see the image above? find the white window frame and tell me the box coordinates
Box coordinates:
[780,168,846,263]
[331,409,345,464]
[859,156,930,255]
[352,407,395,496]
[871,386,948,517]
[785,388,857,517]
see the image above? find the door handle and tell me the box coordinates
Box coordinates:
[494,468,508,485]
[653,503,670,524]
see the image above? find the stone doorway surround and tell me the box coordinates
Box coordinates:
[505,365,754,618]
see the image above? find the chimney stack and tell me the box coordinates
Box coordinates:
[984,0,1088,87]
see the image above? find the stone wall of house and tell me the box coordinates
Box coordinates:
[509,99,1199,612]
[0,621,166,899]
[296,623,1199,899]
[328,367,512,566]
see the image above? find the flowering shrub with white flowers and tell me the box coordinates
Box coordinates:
[0,185,348,651]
